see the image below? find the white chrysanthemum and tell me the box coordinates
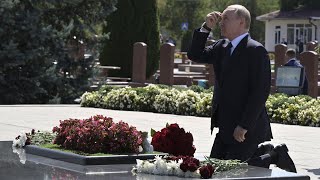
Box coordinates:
[153,156,167,175]
[166,160,180,175]
[136,159,145,172]
[144,161,155,174]
[186,169,201,178]
[12,131,27,148]
[175,167,185,177]
[12,146,26,164]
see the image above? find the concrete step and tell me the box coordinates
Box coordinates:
[106,77,131,82]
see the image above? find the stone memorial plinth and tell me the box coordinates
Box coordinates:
[300,51,319,98]
[160,43,175,85]
[24,144,166,165]
[274,44,287,74]
[132,42,147,84]
[1,141,310,179]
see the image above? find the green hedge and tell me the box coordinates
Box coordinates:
[81,85,320,127]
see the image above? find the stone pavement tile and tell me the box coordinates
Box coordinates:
[0,105,319,179]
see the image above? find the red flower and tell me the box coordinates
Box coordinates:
[180,162,188,172]
[199,164,215,179]
[52,115,142,154]
[179,156,200,172]
[151,123,196,156]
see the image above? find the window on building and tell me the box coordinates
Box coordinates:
[275,26,281,44]
[287,24,313,45]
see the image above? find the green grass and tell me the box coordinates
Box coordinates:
[39,143,163,156]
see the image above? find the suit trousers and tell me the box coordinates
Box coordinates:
[210,133,271,168]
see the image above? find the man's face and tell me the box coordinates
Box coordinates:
[219,8,242,40]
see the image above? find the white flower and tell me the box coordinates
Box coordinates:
[166,160,180,175]
[12,131,27,148]
[12,146,26,164]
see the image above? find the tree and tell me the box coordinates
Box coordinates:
[280,0,320,11]
[0,0,117,104]
[158,0,279,48]
[238,0,279,43]
[159,0,211,51]
[100,0,160,78]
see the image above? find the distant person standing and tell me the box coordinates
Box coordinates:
[298,41,304,53]
[284,49,308,95]
[281,38,287,45]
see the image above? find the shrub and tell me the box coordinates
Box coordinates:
[81,88,320,127]
[102,87,138,110]
[196,93,213,117]
[188,85,205,93]
[153,88,180,114]
[176,90,201,116]
[266,93,320,126]
[98,85,120,96]
[108,121,143,153]
[80,91,102,107]
[135,84,162,112]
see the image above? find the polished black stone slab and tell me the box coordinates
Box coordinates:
[0,141,310,180]
[25,144,165,165]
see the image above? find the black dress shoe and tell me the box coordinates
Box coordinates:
[253,143,274,157]
[272,144,297,173]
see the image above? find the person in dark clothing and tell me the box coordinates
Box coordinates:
[284,49,308,95]
[298,41,304,53]
[281,38,287,45]
[188,4,296,172]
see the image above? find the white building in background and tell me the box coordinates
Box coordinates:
[256,8,320,52]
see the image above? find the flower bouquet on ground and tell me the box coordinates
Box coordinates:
[151,123,196,156]
[132,123,247,179]
[12,115,156,165]
[132,155,247,179]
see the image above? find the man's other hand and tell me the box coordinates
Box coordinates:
[233,125,247,142]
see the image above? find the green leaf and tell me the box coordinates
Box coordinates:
[150,128,156,137]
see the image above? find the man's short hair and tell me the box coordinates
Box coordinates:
[286,49,296,58]
[227,4,251,30]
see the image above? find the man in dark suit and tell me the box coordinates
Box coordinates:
[188,4,296,172]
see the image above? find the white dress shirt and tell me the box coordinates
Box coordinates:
[229,32,249,55]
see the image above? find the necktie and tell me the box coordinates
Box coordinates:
[220,41,232,83]
[226,42,233,56]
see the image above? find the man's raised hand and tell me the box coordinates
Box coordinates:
[205,11,222,29]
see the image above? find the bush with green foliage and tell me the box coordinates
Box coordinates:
[266,94,320,126]
[100,0,160,78]
[80,85,320,127]
[196,93,213,117]
[176,90,201,116]
[135,84,162,112]
[102,87,138,110]
[0,0,116,104]
[81,91,103,107]
[153,88,180,114]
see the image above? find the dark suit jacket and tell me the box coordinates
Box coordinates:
[188,29,272,144]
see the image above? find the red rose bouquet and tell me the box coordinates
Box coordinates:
[151,123,196,156]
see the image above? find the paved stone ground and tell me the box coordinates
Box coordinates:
[0,105,319,179]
